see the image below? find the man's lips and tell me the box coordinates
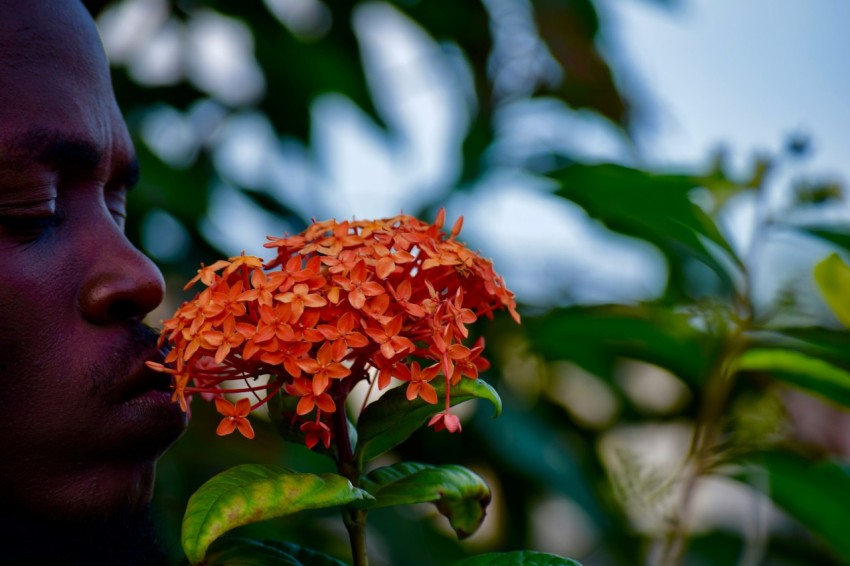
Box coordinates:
[115,346,176,403]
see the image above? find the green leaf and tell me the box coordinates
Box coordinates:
[525,304,713,385]
[181,465,373,564]
[548,163,741,290]
[739,451,850,561]
[450,551,582,565]
[204,536,347,566]
[361,462,491,538]
[476,405,609,530]
[533,0,628,126]
[354,378,502,464]
[796,224,850,254]
[813,253,850,327]
[736,348,850,408]
[761,327,850,367]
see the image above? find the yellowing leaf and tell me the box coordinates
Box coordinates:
[181,465,372,564]
[813,253,850,328]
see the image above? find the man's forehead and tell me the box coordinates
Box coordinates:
[0,1,102,62]
[0,1,87,29]
[0,0,134,178]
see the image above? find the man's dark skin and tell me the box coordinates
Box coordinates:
[0,0,187,561]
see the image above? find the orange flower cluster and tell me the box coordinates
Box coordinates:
[148,210,519,450]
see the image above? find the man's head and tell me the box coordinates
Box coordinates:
[0,0,186,523]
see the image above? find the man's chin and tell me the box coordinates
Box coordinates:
[1,456,160,524]
[0,502,169,564]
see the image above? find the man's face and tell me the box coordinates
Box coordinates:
[0,1,186,519]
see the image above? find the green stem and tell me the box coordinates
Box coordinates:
[331,367,369,566]
[656,325,747,566]
[342,507,369,566]
[333,398,354,466]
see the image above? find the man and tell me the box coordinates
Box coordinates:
[0,0,187,561]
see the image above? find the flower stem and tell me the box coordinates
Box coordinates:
[332,395,354,468]
[342,507,369,566]
[655,325,746,566]
[331,387,369,566]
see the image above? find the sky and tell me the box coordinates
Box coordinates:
[605,0,850,178]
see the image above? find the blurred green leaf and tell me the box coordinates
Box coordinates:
[181,465,372,563]
[477,406,610,530]
[451,551,582,565]
[198,2,383,140]
[736,348,850,408]
[760,327,850,367]
[742,451,850,561]
[798,225,850,253]
[355,377,502,464]
[361,462,491,538]
[238,188,308,232]
[813,253,850,328]
[549,164,742,289]
[525,304,712,384]
[793,179,843,206]
[130,140,211,224]
[533,0,628,126]
[204,536,347,566]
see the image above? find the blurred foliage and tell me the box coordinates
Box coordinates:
[88,0,850,564]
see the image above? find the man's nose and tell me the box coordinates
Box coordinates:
[79,230,165,325]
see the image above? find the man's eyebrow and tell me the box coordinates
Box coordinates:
[8,129,140,188]
[18,129,103,170]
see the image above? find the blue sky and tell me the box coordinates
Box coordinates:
[606,0,850,180]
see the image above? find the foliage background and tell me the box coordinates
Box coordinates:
[87,0,850,564]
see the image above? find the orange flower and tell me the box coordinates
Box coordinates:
[300,420,332,450]
[296,342,352,395]
[200,320,252,364]
[240,269,287,307]
[223,253,264,276]
[333,261,385,309]
[286,377,336,416]
[255,304,296,343]
[390,279,426,318]
[215,397,255,439]
[184,259,230,290]
[150,208,520,449]
[259,341,312,378]
[275,282,327,322]
[317,311,369,361]
[428,411,461,433]
[445,288,477,339]
[396,361,440,404]
[309,220,362,256]
[447,338,487,384]
[361,293,391,323]
[363,315,416,359]
[373,244,414,279]
[210,280,249,319]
